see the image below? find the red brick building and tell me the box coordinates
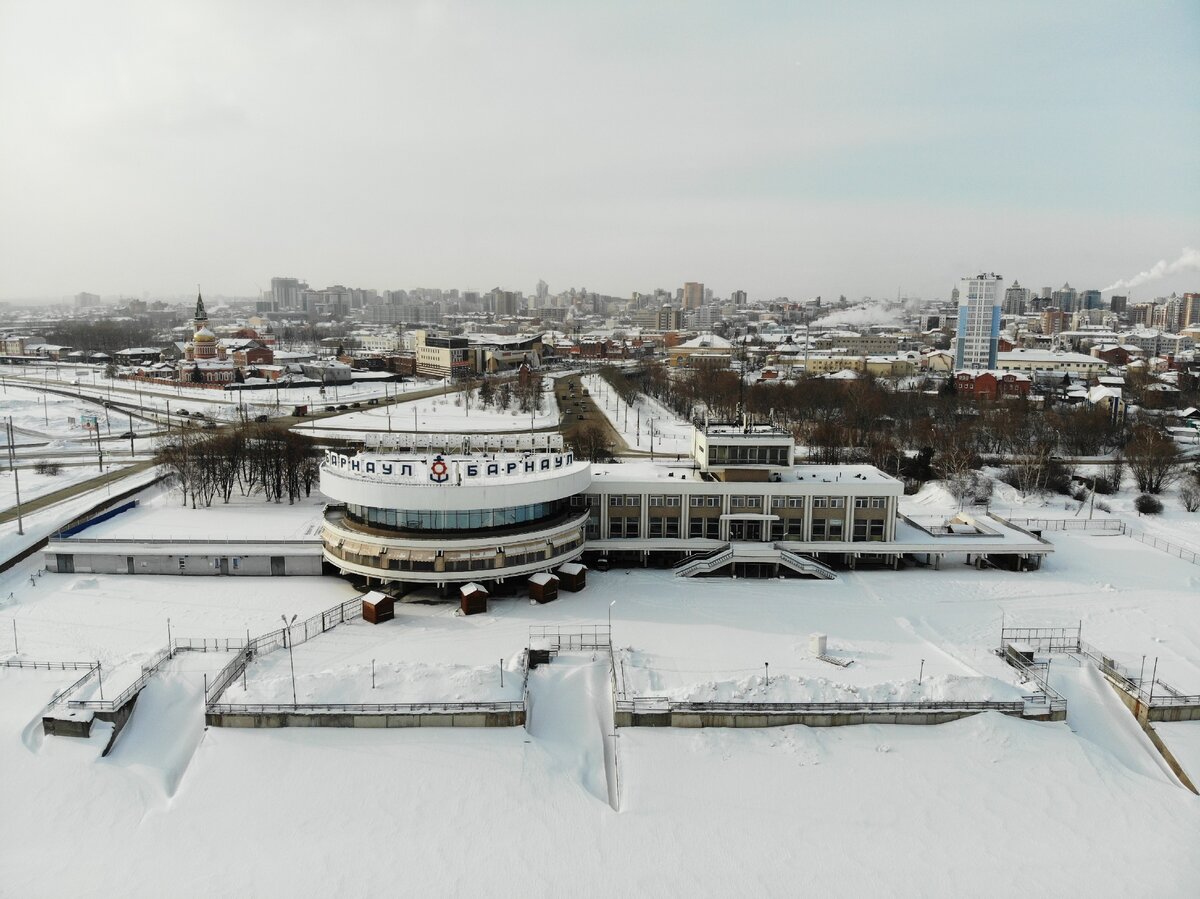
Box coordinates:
[953,370,1032,400]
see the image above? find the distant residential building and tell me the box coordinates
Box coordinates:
[1052,283,1077,314]
[953,273,1004,370]
[667,332,733,368]
[995,349,1107,376]
[1040,309,1067,336]
[270,277,307,312]
[1003,281,1030,315]
[731,290,747,307]
[1079,289,1102,311]
[682,282,705,310]
[1109,294,1128,315]
[74,292,101,309]
[1183,293,1200,329]
[953,370,1032,400]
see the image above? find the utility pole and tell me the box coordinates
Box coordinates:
[7,419,23,535]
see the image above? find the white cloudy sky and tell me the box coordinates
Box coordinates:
[0,0,1197,302]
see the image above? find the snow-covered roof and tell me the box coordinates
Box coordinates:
[528,572,558,586]
[460,582,488,595]
[676,333,733,350]
[557,562,586,576]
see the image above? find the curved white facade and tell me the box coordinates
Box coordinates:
[320,450,591,512]
[319,451,590,587]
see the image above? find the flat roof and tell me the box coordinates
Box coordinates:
[590,461,899,486]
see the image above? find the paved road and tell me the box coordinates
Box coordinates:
[554,374,631,454]
[0,458,158,525]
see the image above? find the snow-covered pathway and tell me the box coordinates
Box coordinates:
[1052,663,1178,785]
[526,654,617,808]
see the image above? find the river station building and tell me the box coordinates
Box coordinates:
[319,424,1052,592]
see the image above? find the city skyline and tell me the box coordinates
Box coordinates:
[1,1,1197,300]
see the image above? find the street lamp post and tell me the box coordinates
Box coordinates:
[281,614,298,704]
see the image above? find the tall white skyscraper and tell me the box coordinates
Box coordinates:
[954,273,1004,369]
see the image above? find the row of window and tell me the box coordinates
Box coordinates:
[599,518,887,541]
[346,500,567,532]
[706,445,791,465]
[582,494,891,511]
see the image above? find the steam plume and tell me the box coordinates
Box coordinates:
[1103,246,1200,292]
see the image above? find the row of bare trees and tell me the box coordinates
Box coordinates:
[614,364,1196,497]
[155,423,321,508]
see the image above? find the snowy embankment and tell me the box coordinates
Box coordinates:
[583,374,693,455]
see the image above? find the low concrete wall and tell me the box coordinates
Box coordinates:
[205,709,524,728]
[1149,705,1200,723]
[95,693,141,756]
[614,707,1049,728]
[42,713,93,738]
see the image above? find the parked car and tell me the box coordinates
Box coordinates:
[351,401,361,408]
[367,398,380,405]
[254,414,270,422]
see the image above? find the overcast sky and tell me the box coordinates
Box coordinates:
[1,0,1197,303]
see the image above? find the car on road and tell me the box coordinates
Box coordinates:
[367,398,379,405]
[118,431,137,439]
[254,414,270,422]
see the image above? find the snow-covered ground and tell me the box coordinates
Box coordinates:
[307,384,559,435]
[0,383,157,440]
[0,462,107,510]
[584,374,693,455]
[3,472,1200,896]
[81,484,327,542]
[1,364,434,420]
[0,467,164,567]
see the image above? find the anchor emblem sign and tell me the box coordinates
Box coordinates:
[429,455,450,484]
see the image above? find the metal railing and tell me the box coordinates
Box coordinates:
[207,700,524,715]
[204,595,366,708]
[673,546,733,577]
[1001,624,1198,710]
[529,624,612,651]
[3,658,98,671]
[1123,529,1199,565]
[1006,518,1123,533]
[777,549,837,580]
[615,697,1026,715]
[47,665,102,708]
[1007,517,1199,566]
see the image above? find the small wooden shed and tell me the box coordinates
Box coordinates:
[362,591,395,624]
[528,571,559,604]
[556,561,587,592]
[459,582,489,616]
